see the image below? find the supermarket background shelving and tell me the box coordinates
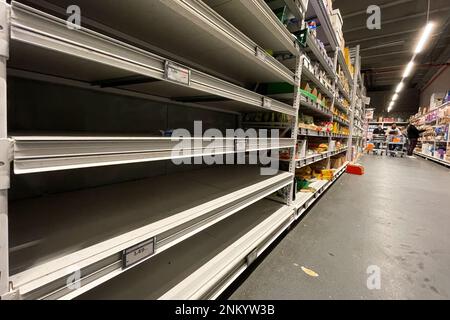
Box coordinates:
[411,101,450,167]
[0,0,369,300]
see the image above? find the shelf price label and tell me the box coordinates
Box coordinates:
[255,47,267,62]
[263,97,273,110]
[164,61,191,86]
[122,238,155,269]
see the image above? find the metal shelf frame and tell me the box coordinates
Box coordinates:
[306,35,335,78]
[11,135,295,174]
[8,2,296,116]
[20,0,296,85]
[82,160,347,300]
[308,0,338,51]
[293,161,348,214]
[414,151,450,168]
[291,148,348,168]
[336,79,351,102]
[0,0,363,301]
[298,128,349,139]
[204,0,299,56]
[301,64,335,100]
[9,167,293,300]
[284,0,306,20]
[337,49,353,86]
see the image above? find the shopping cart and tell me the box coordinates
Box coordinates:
[386,134,406,157]
[367,134,386,155]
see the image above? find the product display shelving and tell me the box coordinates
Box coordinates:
[0,0,364,300]
[412,101,450,166]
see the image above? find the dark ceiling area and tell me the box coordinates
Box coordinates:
[333,0,450,93]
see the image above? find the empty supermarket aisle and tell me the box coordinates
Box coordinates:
[230,156,450,300]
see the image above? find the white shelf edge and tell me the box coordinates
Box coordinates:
[12,136,295,174]
[414,152,450,167]
[11,169,294,299]
[9,2,296,116]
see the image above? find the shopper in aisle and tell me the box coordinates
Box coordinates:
[373,125,385,135]
[386,123,401,136]
[386,123,403,152]
[406,122,425,157]
[372,125,386,150]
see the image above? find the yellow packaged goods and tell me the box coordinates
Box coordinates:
[321,169,334,181]
[296,166,313,180]
[316,143,328,153]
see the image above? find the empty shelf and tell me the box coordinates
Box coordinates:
[77,199,294,300]
[19,0,294,85]
[8,2,295,116]
[204,0,299,56]
[307,0,338,51]
[11,134,295,174]
[9,165,293,299]
[306,36,335,78]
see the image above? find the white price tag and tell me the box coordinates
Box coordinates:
[263,97,273,109]
[165,62,190,85]
[123,238,155,269]
[255,47,267,62]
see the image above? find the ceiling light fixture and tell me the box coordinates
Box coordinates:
[403,61,414,78]
[392,93,399,101]
[395,82,404,93]
[415,22,434,54]
[388,101,394,112]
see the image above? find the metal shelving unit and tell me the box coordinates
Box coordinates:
[20,0,296,85]
[290,148,348,168]
[8,2,295,116]
[293,161,348,211]
[77,199,295,300]
[414,151,450,167]
[10,166,292,299]
[298,127,348,138]
[0,0,361,300]
[203,0,299,56]
[337,50,353,86]
[12,135,295,174]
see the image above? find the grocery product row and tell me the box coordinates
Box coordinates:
[411,93,450,165]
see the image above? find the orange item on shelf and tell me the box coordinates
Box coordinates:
[346,163,365,175]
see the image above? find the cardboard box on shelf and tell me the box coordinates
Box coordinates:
[330,157,343,169]
[430,92,446,110]
[331,9,343,32]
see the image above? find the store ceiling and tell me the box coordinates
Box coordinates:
[333,0,450,92]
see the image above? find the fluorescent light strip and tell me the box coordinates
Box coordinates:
[403,61,414,78]
[415,22,434,54]
[392,93,399,101]
[395,82,404,93]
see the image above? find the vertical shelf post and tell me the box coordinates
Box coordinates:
[346,45,360,161]
[289,54,303,205]
[0,0,10,298]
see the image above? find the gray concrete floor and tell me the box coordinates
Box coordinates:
[230,155,450,300]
